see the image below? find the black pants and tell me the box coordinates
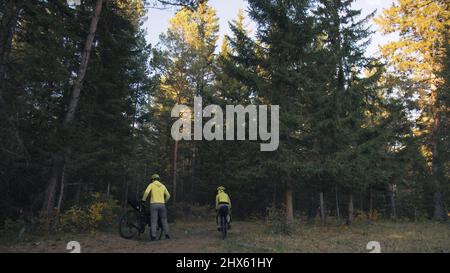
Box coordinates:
[216,204,231,227]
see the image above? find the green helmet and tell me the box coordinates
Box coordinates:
[151,174,160,180]
[217,186,225,192]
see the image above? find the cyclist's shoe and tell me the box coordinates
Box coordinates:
[217,227,221,231]
[150,236,157,241]
[165,234,170,240]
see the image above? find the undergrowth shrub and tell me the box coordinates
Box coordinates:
[168,202,215,221]
[265,205,294,235]
[354,210,382,222]
[60,192,119,232]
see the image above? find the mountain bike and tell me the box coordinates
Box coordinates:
[118,198,163,240]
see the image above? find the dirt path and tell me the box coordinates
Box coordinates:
[1,221,257,253]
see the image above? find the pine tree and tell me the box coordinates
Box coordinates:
[375,0,449,221]
[155,0,219,202]
[0,0,155,220]
[226,0,316,223]
[312,0,401,224]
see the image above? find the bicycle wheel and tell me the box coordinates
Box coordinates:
[221,215,227,240]
[118,210,140,239]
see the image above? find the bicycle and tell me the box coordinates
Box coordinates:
[118,198,163,240]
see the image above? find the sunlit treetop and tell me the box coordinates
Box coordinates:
[375,0,449,85]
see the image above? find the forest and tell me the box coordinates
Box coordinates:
[0,0,449,252]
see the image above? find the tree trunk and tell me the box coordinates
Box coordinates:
[172,140,178,202]
[179,161,184,200]
[42,153,65,217]
[285,182,294,224]
[123,179,129,209]
[191,141,196,204]
[0,0,21,85]
[359,190,363,212]
[272,180,277,207]
[346,192,354,225]
[388,184,397,219]
[56,163,67,215]
[369,187,373,219]
[430,89,447,221]
[75,182,82,206]
[65,0,103,124]
[433,190,446,221]
[0,0,28,158]
[41,0,103,217]
[106,182,110,197]
[335,185,340,219]
[319,191,325,225]
[307,192,315,221]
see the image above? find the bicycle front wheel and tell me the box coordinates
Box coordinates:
[118,210,140,239]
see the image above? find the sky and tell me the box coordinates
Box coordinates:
[144,0,397,57]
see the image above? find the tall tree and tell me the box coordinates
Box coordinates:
[156,0,219,202]
[42,0,104,218]
[0,0,27,158]
[375,0,449,221]
[227,0,316,223]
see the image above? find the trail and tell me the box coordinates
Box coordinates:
[2,221,449,253]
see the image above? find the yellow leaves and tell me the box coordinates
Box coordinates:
[91,192,101,199]
[158,2,220,112]
[376,0,449,142]
[220,38,231,56]
[116,0,145,18]
[377,0,448,36]
[88,202,106,222]
[60,207,89,232]
[375,0,449,80]
[60,193,119,232]
[419,144,432,163]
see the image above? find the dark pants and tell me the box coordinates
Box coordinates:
[150,203,169,237]
[216,204,231,228]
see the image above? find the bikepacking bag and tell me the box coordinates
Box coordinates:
[127,195,140,210]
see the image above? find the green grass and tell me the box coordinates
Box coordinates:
[220,220,450,253]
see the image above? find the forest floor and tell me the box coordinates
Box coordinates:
[1,220,449,253]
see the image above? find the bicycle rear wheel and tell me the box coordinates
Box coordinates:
[221,215,227,240]
[118,210,140,239]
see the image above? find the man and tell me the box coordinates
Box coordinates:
[142,174,171,240]
[216,186,231,231]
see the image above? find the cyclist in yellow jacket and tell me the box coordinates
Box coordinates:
[142,174,171,240]
[216,186,231,231]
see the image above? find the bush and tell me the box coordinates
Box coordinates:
[265,205,294,235]
[60,192,120,232]
[167,202,215,221]
[0,219,26,238]
[60,207,89,232]
[353,210,382,222]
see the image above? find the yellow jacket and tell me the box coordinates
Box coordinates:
[216,191,231,209]
[142,181,170,204]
